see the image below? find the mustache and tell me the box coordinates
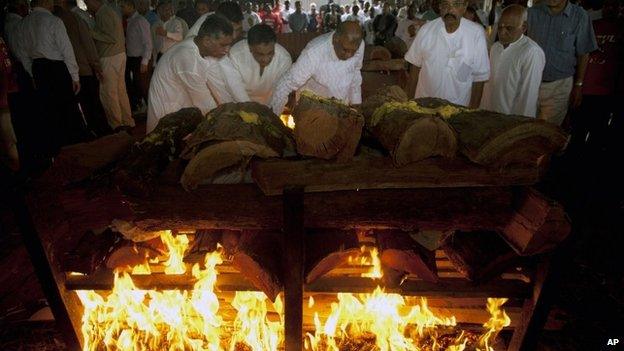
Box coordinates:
[444,13,457,20]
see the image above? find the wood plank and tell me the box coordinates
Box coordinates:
[361,59,407,71]
[251,156,539,196]
[283,188,304,351]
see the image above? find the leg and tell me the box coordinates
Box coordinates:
[537,78,573,126]
[125,56,139,111]
[283,187,304,351]
[78,75,113,137]
[0,108,19,171]
[99,55,123,129]
[116,54,135,127]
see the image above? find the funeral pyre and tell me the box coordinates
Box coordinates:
[75,230,511,351]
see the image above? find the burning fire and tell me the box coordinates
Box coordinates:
[280,114,296,129]
[76,231,511,351]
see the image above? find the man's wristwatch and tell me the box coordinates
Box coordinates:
[574,81,583,87]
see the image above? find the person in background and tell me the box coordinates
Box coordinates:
[405,0,489,108]
[270,21,364,115]
[224,24,292,104]
[340,4,351,21]
[0,37,19,171]
[397,0,409,19]
[527,0,597,126]
[569,0,623,151]
[396,2,425,48]
[121,0,152,113]
[3,0,29,60]
[260,3,281,33]
[69,0,95,28]
[480,5,545,117]
[420,0,439,20]
[153,1,189,62]
[271,0,284,33]
[289,0,309,32]
[372,0,382,16]
[307,2,319,32]
[188,1,242,41]
[243,1,262,34]
[176,0,199,27]
[18,0,90,152]
[324,4,340,31]
[55,0,112,137]
[363,7,376,44]
[281,0,295,32]
[85,0,134,130]
[345,5,364,26]
[463,5,484,26]
[147,15,233,133]
[373,2,397,45]
[137,0,159,26]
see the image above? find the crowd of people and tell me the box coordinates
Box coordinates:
[0,0,621,176]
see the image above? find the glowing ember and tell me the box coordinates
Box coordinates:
[280,114,296,129]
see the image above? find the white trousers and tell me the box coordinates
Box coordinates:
[100,52,134,129]
[537,77,573,126]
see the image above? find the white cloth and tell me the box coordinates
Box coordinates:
[3,13,23,58]
[125,11,152,65]
[224,40,292,105]
[281,8,295,33]
[17,7,80,81]
[152,16,188,57]
[396,18,422,49]
[364,18,375,45]
[71,6,95,29]
[269,32,363,115]
[203,55,251,104]
[480,35,545,117]
[243,11,262,32]
[186,12,214,38]
[340,12,351,22]
[147,38,217,133]
[404,17,490,106]
[397,6,409,20]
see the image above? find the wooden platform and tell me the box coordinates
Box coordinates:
[251,156,541,196]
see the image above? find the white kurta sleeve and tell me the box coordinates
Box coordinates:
[140,19,153,65]
[269,51,316,115]
[54,18,80,82]
[175,57,217,115]
[219,56,251,102]
[404,25,425,67]
[471,28,490,82]
[166,19,184,42]
[349,43,364,105]
[514,46,545,118]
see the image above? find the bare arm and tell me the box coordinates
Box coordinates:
[570,53,589,109]
[469,81,485,109]
[406,64,420,98]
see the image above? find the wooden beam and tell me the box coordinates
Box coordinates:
[251,157,540,196]
[361,59,407,71]
[283,187,304,351]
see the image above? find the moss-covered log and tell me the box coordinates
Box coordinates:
[292,92,364,161]
[360,85,408,121]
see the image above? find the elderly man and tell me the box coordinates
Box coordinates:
[85,0,134,130]
[147,15,233,133]
[223,24,292,105]
[269,21,364,115]
[152,1,189,62]
[528,0,597,125]
[405,0,489,108]
[480,5,545,117]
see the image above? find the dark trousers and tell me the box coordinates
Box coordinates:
[125,56,149,110]
[8,62,40,165]
[78,75,112,137]
[32,58,91,155]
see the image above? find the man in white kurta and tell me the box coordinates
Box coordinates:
[152,1,189,61]
[146,15,234,133]
[405,0,489,108]
[223,24,292,105]
[270,21,364,115]
[480,5,545,117]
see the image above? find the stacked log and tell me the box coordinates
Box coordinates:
[180,102,295,190]
[114,108,204,197]
[447,110,568,168]
[292,92,364,162]
[304,229,361,284]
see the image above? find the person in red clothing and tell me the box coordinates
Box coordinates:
[0,37,19,171]
[570,0,623,152]
[260,2,282,33]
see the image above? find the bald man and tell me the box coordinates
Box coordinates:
[269,21,364,115]
[480,5,545,117]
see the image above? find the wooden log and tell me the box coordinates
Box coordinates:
[367,107,458,166]
[376,229,439,283]
[62,229,125,274]
[292,92,364,162]
[39,132,134,186]
[114,108,204,197]
[185,229,241,262]
[251,150,540,196]
[361,59,407,72]
[359,85,408,121]
[502,188,571,256]
[364,45,392,61]
[383,36,408,58]
[441,230,519,282]
[180,102,295,190]
[232,229,283,301]
[304,229,361,284]
[447,110,568,168]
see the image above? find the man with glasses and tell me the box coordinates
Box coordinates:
[405,0,489,108]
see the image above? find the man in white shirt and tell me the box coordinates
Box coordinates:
[341,5,351,22]
[480,5,545,117]
[152,1,188,62]
[147,15,234,133]
[344,5,364,26]
[280,0,295,33]
[242,2,261,34]
[121,0,152,112]
[223,24,292,105]
[18,0,90,151]
[270,21,364,115]
[405,0,489,108]
[3,0,29,62]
